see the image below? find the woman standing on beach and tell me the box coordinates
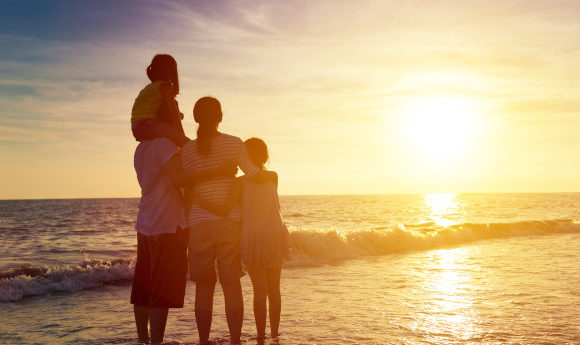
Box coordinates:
[181,97,275,345]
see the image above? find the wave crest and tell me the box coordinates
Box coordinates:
[285,219,580,266]
[0,258,134,302]
[1,219,578,301]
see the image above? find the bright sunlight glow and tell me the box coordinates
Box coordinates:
[401,95,481,163]
[423,193,463,227]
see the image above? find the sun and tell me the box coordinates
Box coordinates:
[400,95,481,164]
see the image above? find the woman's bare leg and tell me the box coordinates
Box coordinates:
[222,279,244,344]
[195,282,216,344]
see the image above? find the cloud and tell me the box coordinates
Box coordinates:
[501,96,580,117]
[1,0,579,197]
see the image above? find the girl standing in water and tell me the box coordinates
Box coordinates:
[195,137,290,343]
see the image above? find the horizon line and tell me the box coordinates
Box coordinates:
[1,191,579,201]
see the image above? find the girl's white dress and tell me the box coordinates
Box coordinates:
[240,176,290,268]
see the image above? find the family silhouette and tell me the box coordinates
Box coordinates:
[131,54,290,345]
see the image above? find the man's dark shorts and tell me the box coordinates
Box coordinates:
[130,227,188,308]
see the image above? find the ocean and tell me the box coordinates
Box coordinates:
[0,193,579,344]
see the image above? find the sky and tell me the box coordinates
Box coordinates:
[0,0,579,199]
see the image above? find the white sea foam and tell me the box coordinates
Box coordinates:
[2,219,577,302]
[0,259,135,302]
[285,218,580,266]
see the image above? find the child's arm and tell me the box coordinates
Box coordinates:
[159,82,181,121]
[157,83,189,147]
[193,178,243,217]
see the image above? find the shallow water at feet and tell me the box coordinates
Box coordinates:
[1,193,579,344]
[1,233,579,344]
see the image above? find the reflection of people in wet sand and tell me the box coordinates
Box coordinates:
[194,137,291,343]
[181,97,284,344]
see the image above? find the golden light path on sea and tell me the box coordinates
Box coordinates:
[423,193,463,227]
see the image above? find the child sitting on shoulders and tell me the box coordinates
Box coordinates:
[131,54,189,147]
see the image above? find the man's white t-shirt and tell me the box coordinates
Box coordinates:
[134,138,187,236]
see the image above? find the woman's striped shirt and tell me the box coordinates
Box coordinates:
[181,132,259,227]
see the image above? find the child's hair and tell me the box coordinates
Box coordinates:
[193,96,223,157]
[244,137,269,169]
[146,54,179,94]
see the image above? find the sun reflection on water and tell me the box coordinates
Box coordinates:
[414,247,480,342]
[423,193,464,227]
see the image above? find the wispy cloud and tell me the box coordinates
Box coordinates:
[1,0,579,197]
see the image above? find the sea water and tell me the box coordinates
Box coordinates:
[0,194,579,344]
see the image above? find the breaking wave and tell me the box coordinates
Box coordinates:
[1,219,578,302]
[0,258,134,302]
[285,218,580,266]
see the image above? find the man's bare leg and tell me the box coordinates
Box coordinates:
[134,304,150,343]
[149,308,169,344]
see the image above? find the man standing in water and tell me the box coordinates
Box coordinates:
[132,98,235,344]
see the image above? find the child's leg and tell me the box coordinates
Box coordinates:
[132,119,189,147]
[246,266,268,339]
[155,120,188,147]
[132,119,158,141]
[266,268,282,337]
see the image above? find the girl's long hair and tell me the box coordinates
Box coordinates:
[146,54,179,94]
[193,97,223,157]
[244,138,268,169]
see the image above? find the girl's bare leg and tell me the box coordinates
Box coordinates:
[266,268,282,338]
[246,266,268,340]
